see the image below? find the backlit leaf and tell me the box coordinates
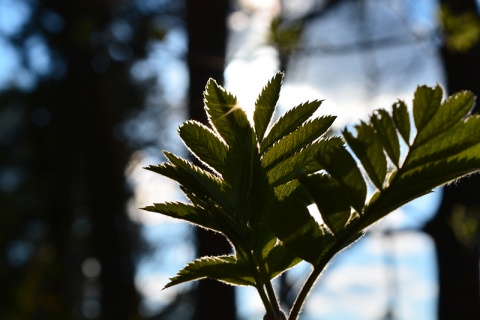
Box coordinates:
[392,100,410,145]
[412,85,442,131]
[316,141,367,213]
[164,255,256,288]
[414,90,475,145]
[204,78,249,146]
[261,100,323,153]
[254,72,283,141]
[178,120,228,175]
[299,173,353,236]
[262,116,335,170]
[266,198,335,265]
[371,109,400,167]
[343,122,386,190]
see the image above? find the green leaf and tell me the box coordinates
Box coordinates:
[254,72,284,142]
[358,88,480,229]
[178,120,228,175]
[204,78,250,146]
[392,100,410,145]
[221,123,261,224]
[414,90,475,146]
[265,198,335,265]
[343,122,387,190]
[405,117,480,171]
[143,202,221,231]
[412,85,442,131]
[164,255,256,288]
[315,140,367,213]
[299,173,353,236]
[264,243,302,279]
[371,109,401,167]
[146,152,230,211]
[262,116,336,170]
[261,100,323,154]
[265,139,337,188]
[365,145,480,222]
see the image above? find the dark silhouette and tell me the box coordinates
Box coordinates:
[0,0,164,318]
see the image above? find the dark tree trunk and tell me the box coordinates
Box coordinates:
[424,1,480,319]
[186,0,237,319]
[29,1,142,318]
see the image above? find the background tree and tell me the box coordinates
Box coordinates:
[0,0,178,318]
[186,0,236,318]
[424,1,480,318]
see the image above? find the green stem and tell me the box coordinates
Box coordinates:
[288,229,358,320]
[256,283,276,317]
[287,261,325,320]
[265,279,284,319]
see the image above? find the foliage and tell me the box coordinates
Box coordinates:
[439,4,480,52]
[144,72,480,319]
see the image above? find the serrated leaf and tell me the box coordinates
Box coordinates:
[343,123,387,190]
[222,128,262,224]
[392,100,410,145]
[164,255,256,288]
[146,152,230,211]
[265,139,338,187]
[178,120,228,175]
[265,198,335,264]
[405,117,480,171]
[261,100,323,154]
[254,72,284,142]
[412,85,442,130]
[204,78,250,146]
[262,116,336,170]
[371,109,401,167]
[299,173,353,236]
[316,141,367,213]
[365,146,480,223]
[414,90,475,146]
[143,202,222,233]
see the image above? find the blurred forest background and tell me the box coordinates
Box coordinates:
[0,0,479,319]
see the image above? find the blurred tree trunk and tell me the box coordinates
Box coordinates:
[424,1,480,319]
[186,0,237,319]
[0,0,145,318]
[46,1,142,318]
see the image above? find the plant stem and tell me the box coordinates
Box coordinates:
[265,279,284,318]
[256,283,276,317]
[287,230,356,320]
[287,262,324,320]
